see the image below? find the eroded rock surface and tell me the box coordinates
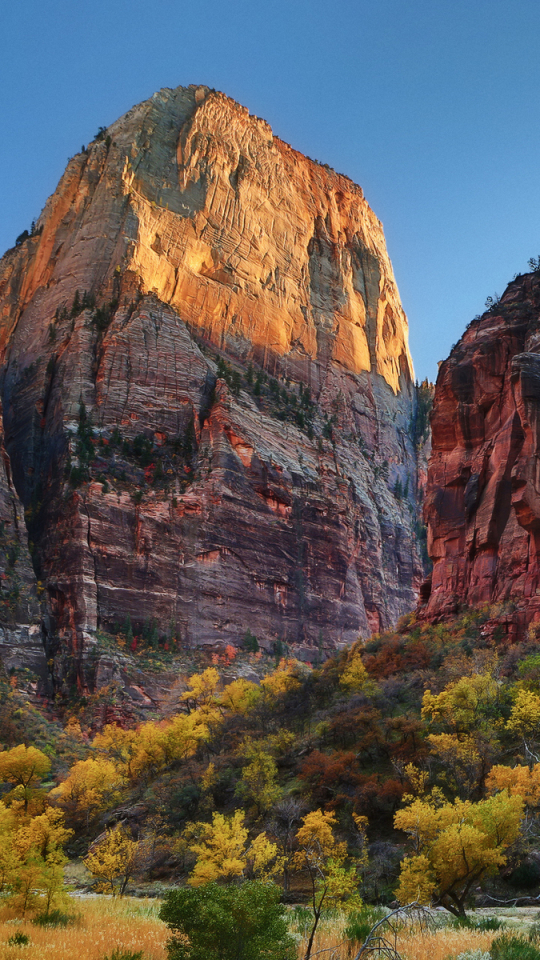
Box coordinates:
[0,84,424,678]
[422,269,540,635]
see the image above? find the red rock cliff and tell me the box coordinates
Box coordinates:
[0,84,423,676]
[422,268,540,635]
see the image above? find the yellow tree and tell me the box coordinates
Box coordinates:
[236,743,282,816]
[50,756,124,829]
[93,711,210,786]
[7,806,72,918]
[0,802,20,893]
[293,810,364,960]
[180,668,220,714]
[422,674,501,798]
[427,733,484,800]
[486,762,540,807]
[506,689,540,764]
[394,791,523,917]
[185,810,282,886]
[219,678,261,715]
[0,744,51,812]
[84,824,138,896]
[260,660,300,699]
[339,653,371,693]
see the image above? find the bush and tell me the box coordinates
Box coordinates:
[344,906,388,945]
[476,916,505,931]
[7,931,30,945]
[491,933,540,960]
[33,908,77,927]
[159,880,295,960]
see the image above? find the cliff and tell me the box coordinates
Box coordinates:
[421,266,540,638]
[0,84,423,683]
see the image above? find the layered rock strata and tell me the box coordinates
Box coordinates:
[0,84,423,677]
[422,269,540,635]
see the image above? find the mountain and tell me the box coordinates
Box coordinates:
[421,265,540,640]
[0,84,424,685]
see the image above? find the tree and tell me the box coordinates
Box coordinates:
[219,678,260,716]
[422,672,500,736]
[427,733,485,800]
[292,809,364,960]
[0,744,51,812]
[0,802,72,918]
[185,810,282,886]
[236,744,282,816]
[339,653,371,693]
[83,824,138,896]
[394,791,523,916]
[506,689,540,763]
[180,668,220,714]
[486,762,540,808]
[51,756,124,829]
[160,881,295,960]
[267,798,306,893]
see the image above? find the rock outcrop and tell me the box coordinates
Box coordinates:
[0,405,45,678]
[0,84,424,679]
[421,268,540,637]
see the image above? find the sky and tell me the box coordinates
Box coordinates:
[2,0,540,383]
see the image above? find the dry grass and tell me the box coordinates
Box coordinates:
[0,897,167,960]
[396,928,494,960]
[297,913,496,960]
[0,896,517,960]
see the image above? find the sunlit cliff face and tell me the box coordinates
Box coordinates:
[115,86,413,394]
[0,84,422,667]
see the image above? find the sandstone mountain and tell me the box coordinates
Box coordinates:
[421,265,540,639]
[0,84,425,684]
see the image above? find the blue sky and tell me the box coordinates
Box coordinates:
[2,0,540,382]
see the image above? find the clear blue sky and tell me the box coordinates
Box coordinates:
[2,0,540,383]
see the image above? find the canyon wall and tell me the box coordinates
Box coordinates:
[421,268,540,637]
[0,84,423,680]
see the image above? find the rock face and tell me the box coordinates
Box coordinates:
[0,84,423,678]
[0,405,45,677]
[421,269,540,635]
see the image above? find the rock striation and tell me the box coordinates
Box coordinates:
[421,268,540,637]
[0,84,424,680]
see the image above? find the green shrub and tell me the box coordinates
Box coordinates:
[7,931,30,945]
[33,908,77,927]
[476,916,505,932]
[344,906,387,945]
[491,932,540,960]
[159,880,295,960]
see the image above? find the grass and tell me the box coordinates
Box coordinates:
[0,898,166,960]
[289,910,497,960]
[0,897,535,960]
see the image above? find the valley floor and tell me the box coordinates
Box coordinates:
[1,897,538,960]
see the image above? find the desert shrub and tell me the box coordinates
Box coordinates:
[160,880,295,960]
[7,931,30,945]
[491,932,540,959]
